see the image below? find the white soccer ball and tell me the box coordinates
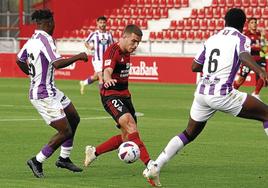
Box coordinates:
[118,141,140,164]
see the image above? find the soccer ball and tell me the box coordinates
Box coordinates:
[118,141,140,164]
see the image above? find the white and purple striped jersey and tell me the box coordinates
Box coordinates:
[194,27,251,96]
[17,30,62,100]
[85,30,113,62]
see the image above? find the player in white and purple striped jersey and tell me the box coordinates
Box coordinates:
[16,9,88,178]
[79,16,114,94]
[143,8,268,187]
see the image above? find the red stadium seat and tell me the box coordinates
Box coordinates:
[258,19,265,29]
[153,8,161,20]
[262,8,268,19]
[163,30,172,40]
[167,0,174,8]
[170,20,177,30]
[198,9,205,19]
[184,19,192,30]
[242,0,250,7]
[203,31,211,39]
[234,0,242,7]
[250,0,258,7]
[146,8,153,19]
[177,20,184,30]
[191,9,198,19]
[218,0,226,7]
[259,0,267,7]
[195,31,203,41]
[124,9,131,19]
[159,0,166,8]
[245,7,253,18]
[211,0,218,7]
[144,0,152,7]
[152,0,158,8]
[140,19,148,29]
[200,19,208,30]
[179,31,187,40]
[213,7,221,19]
[254,8,262,19]
[156,31,164,41]
[137,0,145,7]
[205,7,213,19]
[174,0,181,8]
[132,9,139,19]
[187,31,195,41]
[140,8,146,19]
[226,0,234,7]
[192,19,200,30]
[171,31,180,40]
[181,0,189,7]
[130,0,137,8]
[208,20,216,30]
[216,19,224,30]
[111,19,118,30]
[161,8,169,18]
[149,32,156,41]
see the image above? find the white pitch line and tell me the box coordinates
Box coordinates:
[0,116,111,122]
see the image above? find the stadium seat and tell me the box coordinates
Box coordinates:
[179,31,187,40]
[159,0,166,8]
[130,0,137,7]
[200,19,208,30]
[163,30,172,40]
[191,9,198,19]
[140,8,146,19]
[213,7,221,19]
[124,9,131,19]
[152,0,158,8]
[192,19,200,30]
[254,8,262,19]
[171,31,179,40]
[137,0,145,7]
[187,31,195,41]
[149,32,156,41]
[242,0,250,7]
[174,0,181,8]
[111,19,118,30]
[226,0,234,7]
[161,8,169,18]
[116,9,124,19]
[140,19,148,29]
[259,0,267,7]
[208,20,216,30]
[181,0,189,7]
[258,19,265,29]
[245,7,253,18]
[234,0,242,7]
[146,8,153,19]
[250,0,258,7]
[184,19,192,30]
[167,0,174,8]
[211,0,218,7]
[145,0,152,7]
[198,9,205,19]
[203,31,211,39]
[205,7,213,19]
[156,31,164,41]
[195,31,203,41]
[177,20,184,30]
[170,20,177,30]
[262,8,268,19]
[132,9,139,19]
[218,0,226,7]
[216,19,224,30]
[153,8,161,20]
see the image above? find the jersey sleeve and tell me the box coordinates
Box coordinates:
[17,42,28,63]
[103,46,118,70]
[194,44,206,65]
[85,32,94,43]
[38,35,61,63]
[237,34,251,54]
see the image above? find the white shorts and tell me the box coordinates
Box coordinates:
[92,60,102,72]
[30,89,71,125]
[190,89,247,122]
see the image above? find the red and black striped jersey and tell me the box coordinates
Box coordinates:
[244,30,261,60]
[100,43,131,97]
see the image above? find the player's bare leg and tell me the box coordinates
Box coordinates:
[80,73,98,94]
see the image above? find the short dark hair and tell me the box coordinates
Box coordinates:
[31,9,53,22]
[248,17,257,22]
[224,8,246,30]
[123,24,143,37]
[97,16,107,22]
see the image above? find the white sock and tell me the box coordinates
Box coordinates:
[36,151,47,163]
[60,146,73,159]
[155,136,185,169]
[83,80,88,85]
[264,128,268,136]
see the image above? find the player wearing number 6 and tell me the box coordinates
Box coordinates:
[143,8,268,186]
[16,9,88,178]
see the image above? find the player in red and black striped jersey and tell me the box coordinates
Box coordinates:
[233,17,267,100]
[84,25,156,185]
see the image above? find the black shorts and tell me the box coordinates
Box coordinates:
[101,95,137,124]
[239,57,266,78]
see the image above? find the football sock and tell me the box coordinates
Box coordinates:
[254,78,264,95]
[83,77,93,85]
[95,134,123,156]
[233,81,241,89]
[60,146,73,159]
[128,132,151,165]
[36,145,55,163]
[155,133,190,169]
[263,121,268,136]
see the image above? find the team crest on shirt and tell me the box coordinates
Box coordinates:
[105,59,111,66]
[126,63,130,69]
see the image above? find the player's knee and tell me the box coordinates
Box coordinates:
[61,126,73,139]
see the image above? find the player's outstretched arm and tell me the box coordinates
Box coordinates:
[16,60,29,75]
[53,52,88,69]
[239,51,268,86]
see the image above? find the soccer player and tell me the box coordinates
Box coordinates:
[143,8,268,187]
[79,16,114,94]
[16,9,88,178]
[84,24,154,180]
[233,17,267,100]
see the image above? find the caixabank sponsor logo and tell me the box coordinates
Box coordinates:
[129,61,159,80]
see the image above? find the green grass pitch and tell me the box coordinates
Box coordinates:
[0,78,268,188]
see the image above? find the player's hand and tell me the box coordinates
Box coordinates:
[103,79,117,88]
[78,52,88,62]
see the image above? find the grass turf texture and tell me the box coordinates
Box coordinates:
[0,78,268,188]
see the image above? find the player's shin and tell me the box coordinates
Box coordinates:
[155,133,190,170]
[36,145,55,163]
[128,132,151,165]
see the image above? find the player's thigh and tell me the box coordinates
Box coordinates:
[92,60,102,73]
[101,96,132,123]
[190,95,216,122]
[238,94,268,121]
[122,97,137,123]
[30,96,66,125]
